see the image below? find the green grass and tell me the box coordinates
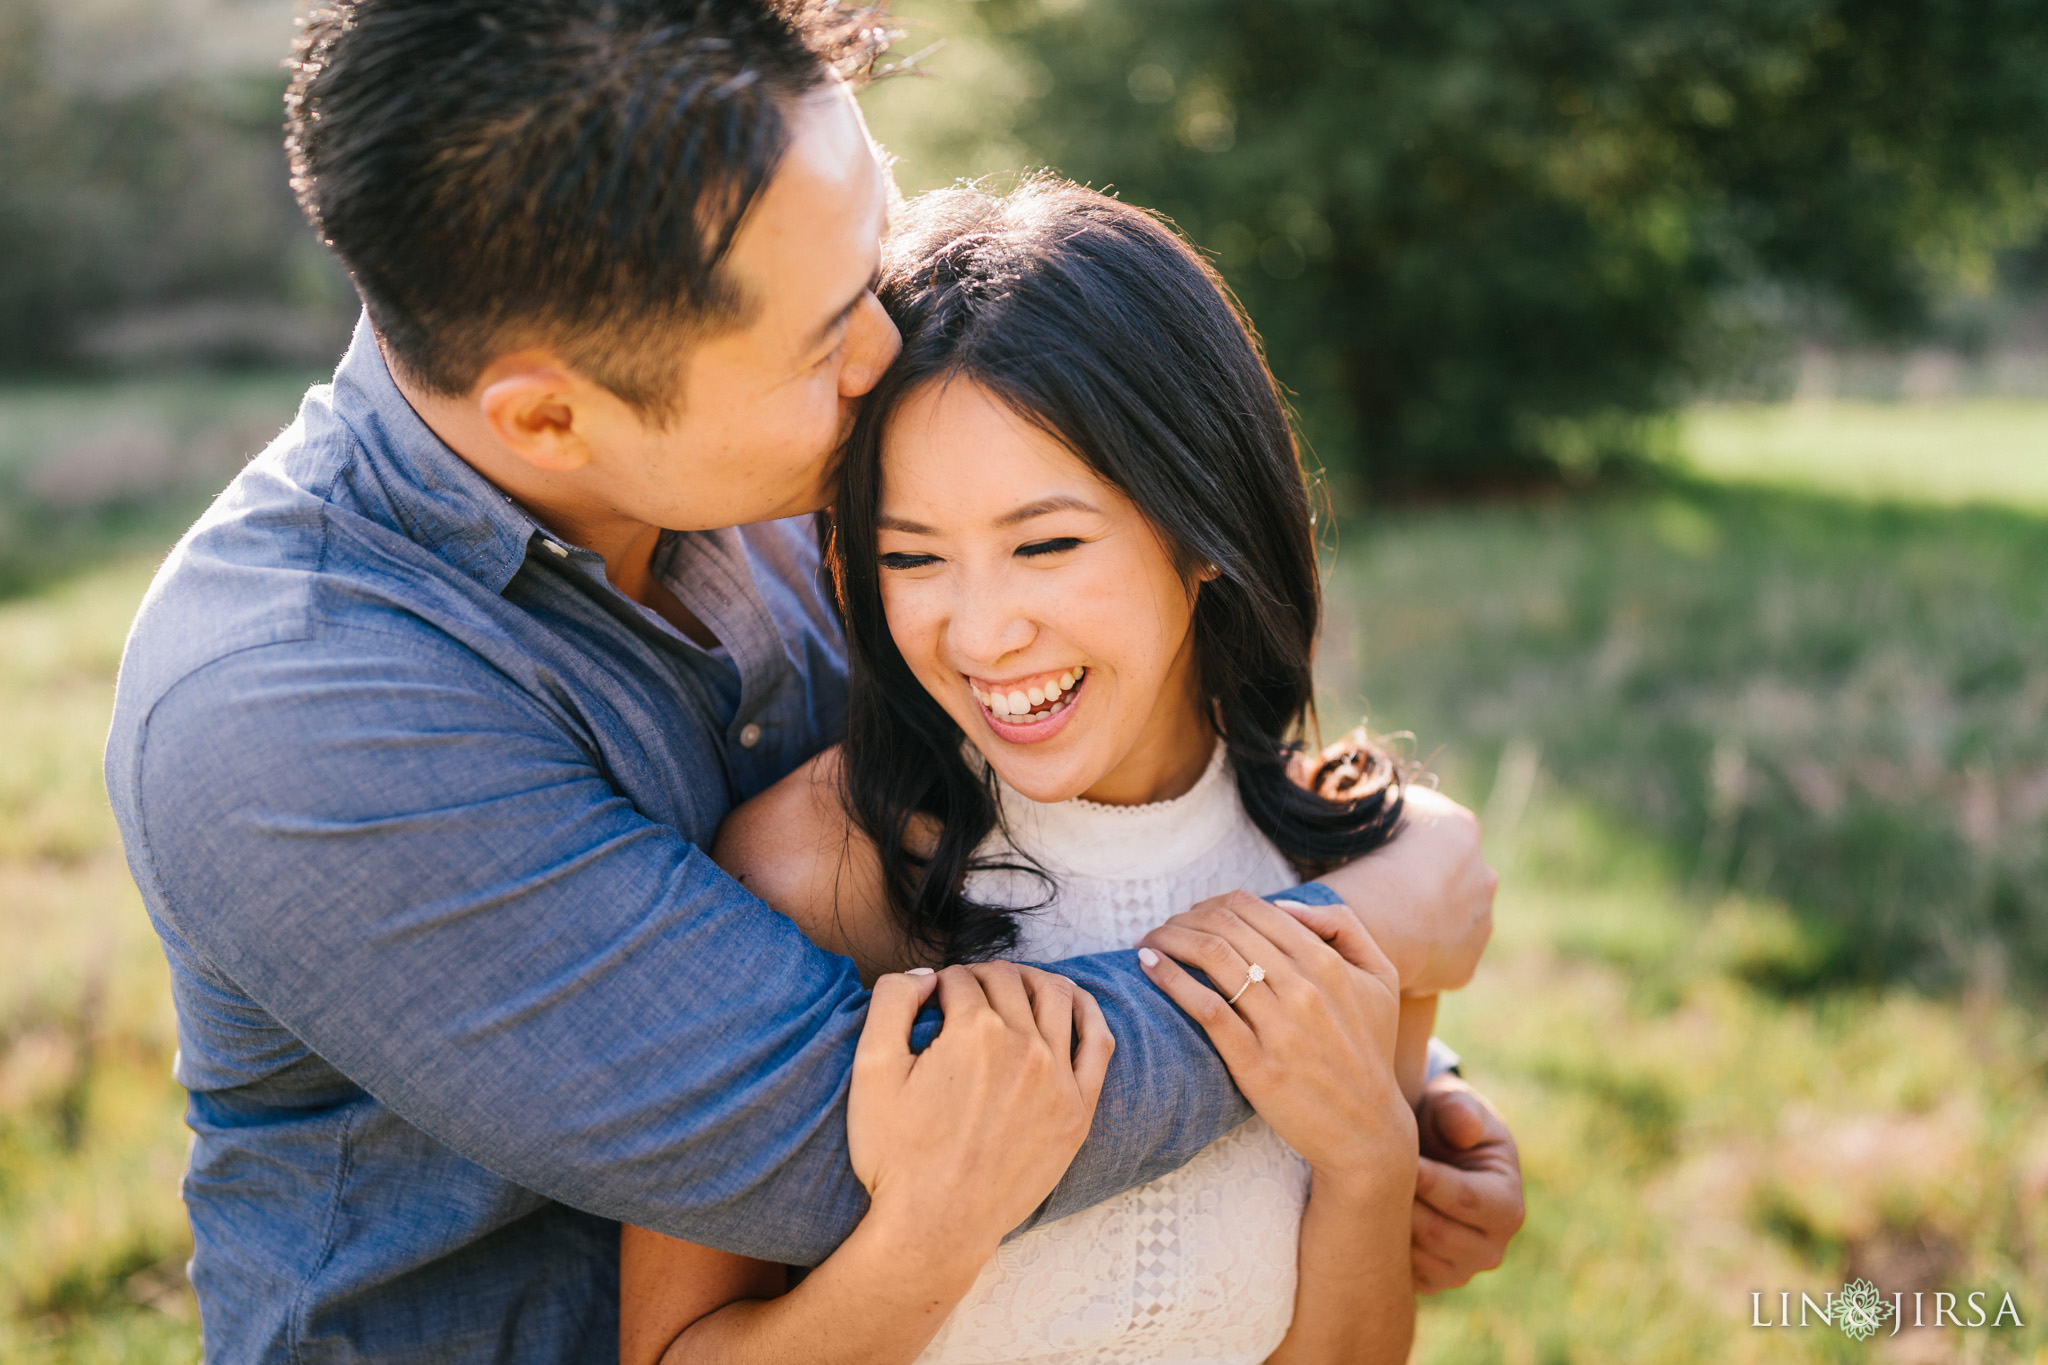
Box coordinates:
[1325,485,2048,996]
[2,379,2046,1361]
[1679,401,2048,512]
[1404,800,2048,1363]
[0,373,318,598]
[1320,420,2048,1360]
[0,558,199,1363]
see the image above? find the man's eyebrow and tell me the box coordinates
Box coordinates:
[994,495,1097,527]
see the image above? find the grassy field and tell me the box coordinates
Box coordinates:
[0,382,2044,1361]
[1679,402,2048,514]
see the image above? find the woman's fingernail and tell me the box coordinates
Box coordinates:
[906,967,935,976]
[1137,947,1159,968]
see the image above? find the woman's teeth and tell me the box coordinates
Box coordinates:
[973,667,1085,724]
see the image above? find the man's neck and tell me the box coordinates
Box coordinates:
[387,352,720,648]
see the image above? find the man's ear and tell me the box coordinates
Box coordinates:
[474,352,596,473]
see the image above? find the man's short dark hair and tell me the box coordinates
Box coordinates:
[286,0,889,416]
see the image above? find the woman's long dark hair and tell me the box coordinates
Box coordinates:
[834,178,1403,963]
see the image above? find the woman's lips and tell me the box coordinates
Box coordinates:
[972,667,1087,746]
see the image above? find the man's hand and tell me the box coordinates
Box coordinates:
[1411,1074,1524,1293]
[1310,785,1496,995]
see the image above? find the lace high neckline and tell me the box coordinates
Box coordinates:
[990,740,1239,880]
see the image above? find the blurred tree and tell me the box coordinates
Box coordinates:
[948,0,2048,491]
[0,0,346,370]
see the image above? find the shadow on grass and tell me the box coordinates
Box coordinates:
[1329,476,2048,999]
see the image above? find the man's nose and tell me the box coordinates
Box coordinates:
[838,293,901,398]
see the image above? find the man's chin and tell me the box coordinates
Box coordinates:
[668,487,833,532]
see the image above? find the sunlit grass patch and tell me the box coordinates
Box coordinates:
[1326,485,2048,995]
[1328,476,2048,1359]
[1416,796,2048,1364]
[1679,401,2048,512]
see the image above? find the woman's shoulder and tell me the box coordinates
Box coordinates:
[712,747,928,981]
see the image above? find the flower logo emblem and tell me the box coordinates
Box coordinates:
[1834,1278,1896,1341]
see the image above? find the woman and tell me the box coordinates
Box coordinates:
[619,179,1465,1364]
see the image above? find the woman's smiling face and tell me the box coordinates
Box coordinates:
[875,378,1216,806]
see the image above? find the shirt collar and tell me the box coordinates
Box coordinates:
[328,311,547,595]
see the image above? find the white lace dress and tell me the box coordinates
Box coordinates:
[914,743,1312,1365]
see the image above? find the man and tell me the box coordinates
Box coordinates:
[105,2,1521,1359]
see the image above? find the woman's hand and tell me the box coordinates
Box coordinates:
[1133,891,1414,1182]
[616,963,1113,1365]
[851,962,1115,1264]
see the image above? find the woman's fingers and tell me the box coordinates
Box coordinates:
[1016,965,1114,1119]
[1138,921,1264,1008]
[1067,981,1114,1110]
[966,960,1042,1039]
[855,968,942,1084]
[1211,890,1339,964]
[1016,966,1077,1063]
[927,963,997,1045]
[1141,903,1301,1019]
[1272,896,1400,985]
[1135,940,1257,1066]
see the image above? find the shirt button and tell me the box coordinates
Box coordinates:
[542,540,569,557]
[738,723,762,748]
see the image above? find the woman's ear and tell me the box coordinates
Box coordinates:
[475,354,597,474]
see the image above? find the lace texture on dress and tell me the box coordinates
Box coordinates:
[913,743,1311,1365]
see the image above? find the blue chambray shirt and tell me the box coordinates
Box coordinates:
[104,316,1287,1363]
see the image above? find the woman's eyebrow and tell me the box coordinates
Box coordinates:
[994,495,1096,527]
[875,495,1096,536]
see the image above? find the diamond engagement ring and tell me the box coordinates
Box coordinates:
[1226,962,1266,1005]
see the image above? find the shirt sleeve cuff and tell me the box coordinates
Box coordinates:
[1266,881,1345,908]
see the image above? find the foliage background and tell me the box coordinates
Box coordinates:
[868,0,2048,490]
[0,0,351,371]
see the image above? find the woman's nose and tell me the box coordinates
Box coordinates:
[948,582,1036,670]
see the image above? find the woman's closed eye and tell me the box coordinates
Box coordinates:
[878,551,942,571]
[1016,537,1083,559]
